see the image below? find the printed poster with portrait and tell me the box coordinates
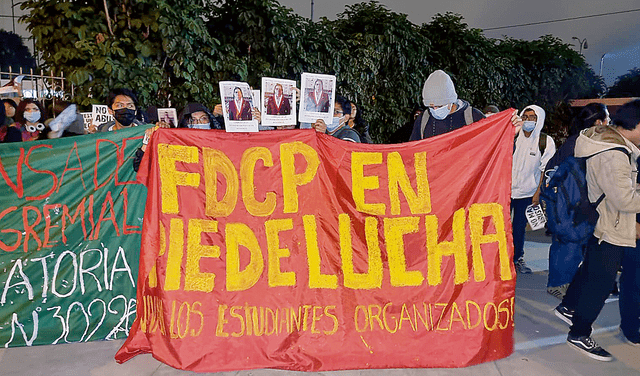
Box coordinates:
[299,73,335,124]
[219,81,259,132]
[157,108,178,128]
[261,77,297,127]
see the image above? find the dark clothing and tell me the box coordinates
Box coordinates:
[265,96,291,115]
[511,197,532,262]
[331,127,361,143]
[564,236,630,337]
[228,99,252,120]
[409,100,484,140]
[620,241,640,342]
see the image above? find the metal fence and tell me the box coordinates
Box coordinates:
[1,67,74,114]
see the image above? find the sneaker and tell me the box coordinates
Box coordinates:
[567,335,613,361]
[620,327,640,346]
[554,304,574,325]
[547,283,569,300]
[515,257,532,274]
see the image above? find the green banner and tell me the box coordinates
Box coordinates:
[0,126,147,347]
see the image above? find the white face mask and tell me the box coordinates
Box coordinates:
[25,111,41,124]
[327,116,343,132]
[522,121,536,132]
[429,104,450,120]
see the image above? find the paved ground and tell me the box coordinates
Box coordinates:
[1,229,638,376]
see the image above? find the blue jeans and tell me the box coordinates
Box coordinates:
[620,241,640,342]
[511,197,532,263]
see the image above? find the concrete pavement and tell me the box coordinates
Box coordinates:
[1,230,638,376]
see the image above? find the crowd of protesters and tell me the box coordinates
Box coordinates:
[1,70,640,362]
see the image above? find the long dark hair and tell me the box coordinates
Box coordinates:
[14,99,46,126]
[570,103,607,135]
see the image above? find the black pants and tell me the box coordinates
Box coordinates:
[563,236,630,337]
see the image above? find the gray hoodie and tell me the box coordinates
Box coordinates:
[575,125,640,247]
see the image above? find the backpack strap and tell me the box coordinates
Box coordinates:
[464,106,473,126]
[539,132,547,155]
[420,110,430,139]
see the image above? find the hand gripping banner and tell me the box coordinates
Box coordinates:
[116,111,516,371]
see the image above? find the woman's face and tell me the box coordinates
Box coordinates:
[4,102,15,118]
[24,103,40,122]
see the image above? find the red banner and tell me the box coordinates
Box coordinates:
[116,111,516,372]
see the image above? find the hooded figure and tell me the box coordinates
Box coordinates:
[511,104,556,274]
[512,105,556,198]
[409,69,484,140]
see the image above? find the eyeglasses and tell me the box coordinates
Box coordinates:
[334,110,344,116]
[190,115,209,124]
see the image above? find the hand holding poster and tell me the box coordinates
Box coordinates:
[219,81,259,132]
[299,73,335,124]
[116,112,517,372]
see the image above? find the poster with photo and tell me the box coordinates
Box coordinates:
[261,77,297,127]
[299,72,335,124]
[157,108,178,128]
[219,81,259,132]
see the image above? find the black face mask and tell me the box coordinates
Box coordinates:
[114,108,136,127]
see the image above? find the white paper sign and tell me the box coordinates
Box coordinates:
[298,72,335,124]
[157,108,178,128]
[92,104,114,126]
[80,112,92,131]
[525,204,547,231]
[219,81,259,132]
[261,77,297,127]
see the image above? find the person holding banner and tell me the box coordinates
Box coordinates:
[312,95,360,142]
[409,70,485,140]
[98,88,144,132]
[511,105,556,274]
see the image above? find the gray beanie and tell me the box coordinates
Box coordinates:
[422,70,457,107]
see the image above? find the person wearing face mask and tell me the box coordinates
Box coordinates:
[2,99,47,142]
[409,70,485,140]
[97,88,144,132]
[132,103,225,172]
[511,105,556,274]
[311,95,360,143]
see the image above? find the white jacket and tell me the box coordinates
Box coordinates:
[512,105,556,198]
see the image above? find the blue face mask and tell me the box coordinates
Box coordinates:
[522,121,536,132]
[429,104,450,120]
[327,116,343,132]
[190,122,210,130]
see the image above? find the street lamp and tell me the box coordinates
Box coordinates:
[572,37,588,55]
[600,53,608,77]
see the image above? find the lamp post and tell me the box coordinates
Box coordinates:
[600,53,607,77]
[572,37,588,55]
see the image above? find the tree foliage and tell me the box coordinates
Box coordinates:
[0,30,37,74]
[21,0,602,143]
[607,68,640,98]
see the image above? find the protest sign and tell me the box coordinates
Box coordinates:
[299,73,335,124]
[116,112,517,372]
[0,127,148,347]
[261,78,296,127]
[219,82,259,132]
[80,112,92,131]
[92,104,114,126]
